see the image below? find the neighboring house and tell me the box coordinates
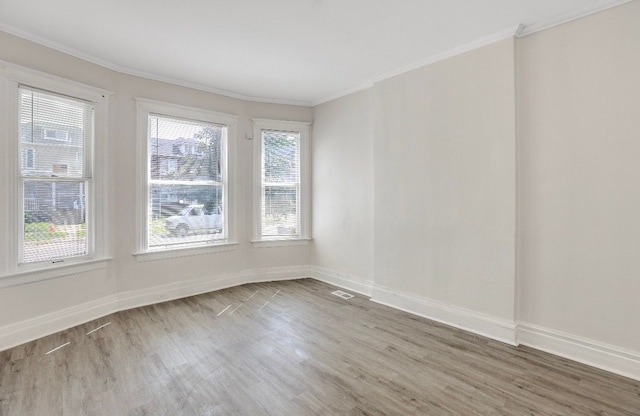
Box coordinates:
[149,136,222,218]
[20,121,85,223]
[21,126,222,221]
[150,137,205,179]
[21,121,83,176]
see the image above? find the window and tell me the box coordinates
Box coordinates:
[0,64,110,284]
[43,128,69,142]
[166,158,177,174]
[20,88,90,263]
[135,99,238,259]
[253,119,311,245]
[25,148,35,169]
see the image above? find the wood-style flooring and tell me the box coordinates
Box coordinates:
[1,278,638,415]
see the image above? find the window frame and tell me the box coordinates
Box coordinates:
[252,118,311,246]
[134,98,238,261]
[0,61,111,286]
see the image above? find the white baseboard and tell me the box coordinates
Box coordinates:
[310,266,374,296]
[517,323,640,381]
[0,294,119,352]
[117,265,313,312]
[3,264,639,382]
[0,265,313,352]
[371,284,517,346]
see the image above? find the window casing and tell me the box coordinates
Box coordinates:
[252,119,311,245]
[135,99,238,260]
[0,62,110,285]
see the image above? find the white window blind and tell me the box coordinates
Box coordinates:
[261,130,301,237]
[19,87,93,264]
[147,115,227,249]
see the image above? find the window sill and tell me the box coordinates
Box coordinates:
[251,238,311,248]
[0,258,112,289]
[134,241,239,262]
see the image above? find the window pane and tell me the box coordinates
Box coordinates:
[149,115,224,182]
[23,180,87,263]
[262,131,299,184]
[19,88,93,178]
[261,130,300,237]
[262,185,299,237]
[148,183,224,249]
[146,112,228,251]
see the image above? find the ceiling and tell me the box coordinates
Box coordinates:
[0,0,629,106]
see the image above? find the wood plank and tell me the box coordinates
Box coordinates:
[0,279,638,415]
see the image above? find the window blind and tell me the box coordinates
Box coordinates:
[147,115,226,249]
[261,130,300,237]
[19,87,93,263]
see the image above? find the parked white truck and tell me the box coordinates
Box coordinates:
[165,204,222,236]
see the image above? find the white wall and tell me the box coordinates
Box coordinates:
[372,38,517,329]
[0,32,119,332]
[2,0,640,381]
[517,1,640,353]
[311,89,375,292]
[310,2,640,379]
[0,30,312,348]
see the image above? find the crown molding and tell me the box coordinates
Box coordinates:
[517,0,634,37]
[312,25,521,106]
[0,22,313,107]
[313,0,635,106]
[1,0,633,108]
[311,82,375,107]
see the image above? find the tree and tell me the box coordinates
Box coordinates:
[179,126,222,181]
[264,132,296,182]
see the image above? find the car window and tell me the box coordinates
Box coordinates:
[203,204,221,215]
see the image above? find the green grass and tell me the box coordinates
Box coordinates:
[24,222,85,242]
[24,222,51,233]
[150,219,167,236]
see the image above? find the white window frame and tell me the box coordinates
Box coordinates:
[252,119,311,247]
[134,98,238,262]
[0,61,111,287]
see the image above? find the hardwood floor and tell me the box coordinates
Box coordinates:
[1,278,638,415]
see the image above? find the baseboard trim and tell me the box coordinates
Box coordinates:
[310,266,374,296]
[0,265,313,352]
[371,284,517,346]
[117,265,314,312]
[3,266,639,382]
[0,294,119,352]
[517,323,640,381]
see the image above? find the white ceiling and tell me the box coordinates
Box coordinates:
[0,0,629,106]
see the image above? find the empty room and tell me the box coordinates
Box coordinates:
[1,0,639,414]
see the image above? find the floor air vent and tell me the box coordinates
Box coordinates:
[331,290,354,300]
